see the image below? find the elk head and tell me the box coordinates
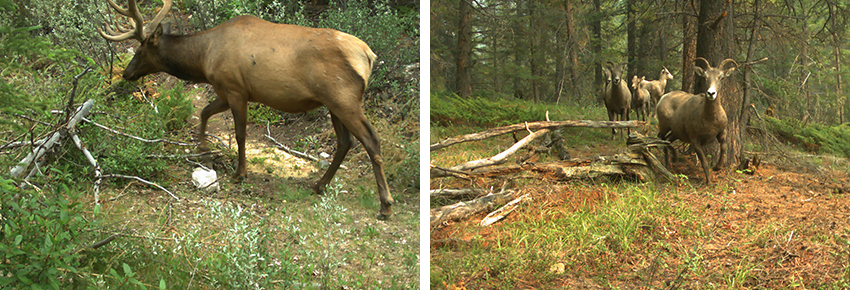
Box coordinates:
[694,57,738,100]
[99,0,173,81]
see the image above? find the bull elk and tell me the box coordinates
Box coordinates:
[99,0,394,219]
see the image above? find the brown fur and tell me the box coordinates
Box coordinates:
[603,62,632,139]
[102,3,393,218]
[647,67,674,104]
[655,58,737,183]
[631,75,650,122]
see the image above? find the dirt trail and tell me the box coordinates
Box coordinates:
[185,84,319,179]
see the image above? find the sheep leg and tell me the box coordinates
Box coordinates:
[692,142,712,184]
[608,110,616,140]
[712,131,726,171]
[656,130,671,168]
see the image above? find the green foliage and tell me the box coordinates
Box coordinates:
[764,116,850,158]
[0,25,92,128]
[156,84,195,132]
[431,92,546,126]
[0,177,94,289]
[317,0,419,95]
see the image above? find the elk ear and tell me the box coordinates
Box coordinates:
[147,24,165,45]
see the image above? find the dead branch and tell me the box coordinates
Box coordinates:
[71,133,102,203]
[480,193,531,226]
[65,68,92,123]
[147,151,221,159]
[431,120,643,151]
[430,188,486,199]
[430,188,520,229]
[83,117,193,146]
[101,174,181,202]
[429,165,472,180]
[10,99,95,178]
[263,120,323,164]
[431,128,550,178]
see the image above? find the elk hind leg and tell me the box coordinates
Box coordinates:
[228,99,249,181]
[336,111,394,219]
[314,113,354,195]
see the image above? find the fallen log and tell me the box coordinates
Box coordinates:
[430,189,520,229]
[480,193,531,227]
[431,120,644,151]
[431,127,550,178]
[430,188,486,200]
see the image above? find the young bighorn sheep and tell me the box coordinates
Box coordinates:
[655,58,738,183]
[631,75,650,121]
[603,61,632,139]
[647,67,674,113]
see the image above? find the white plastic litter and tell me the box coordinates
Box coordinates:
[192,167,219,192]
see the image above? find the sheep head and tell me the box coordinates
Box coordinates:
[694,57,738,101]
[662,66,673,80]
[606,61,627,85]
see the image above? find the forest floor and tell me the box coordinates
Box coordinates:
[430,123,850,289]
[87,74,420,288]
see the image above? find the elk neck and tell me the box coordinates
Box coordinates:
[156,33,212,84]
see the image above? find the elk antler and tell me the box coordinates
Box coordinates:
[99,0,172,42]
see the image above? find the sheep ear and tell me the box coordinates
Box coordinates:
[722,67,737,78]
[694,66,706,77]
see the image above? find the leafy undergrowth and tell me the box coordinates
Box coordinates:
[763,116,850,158]
[0,2,420,287]
[431,102,850,288]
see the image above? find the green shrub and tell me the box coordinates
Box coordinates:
[431,92,547,126]
[156,84,195,132]
[0,177,94,289]
[764,116,850,157]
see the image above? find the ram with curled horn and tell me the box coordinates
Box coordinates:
[655,57,738,184]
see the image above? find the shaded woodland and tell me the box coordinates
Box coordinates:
[431,0,849,124]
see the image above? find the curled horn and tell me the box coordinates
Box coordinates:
[719,58,738,70]
[694,57,711,69]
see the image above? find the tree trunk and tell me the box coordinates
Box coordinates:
[681,0,698,93]
[740,0,759,136]
[565,0,578,101]
[614,0,637,77]
[695,0,741,166]
[529,1,541,102]
[592,0,603,103]
[455,0,473,97]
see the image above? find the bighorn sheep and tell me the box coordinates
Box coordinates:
[631,75,650,122]
[646,67,674,113]
[655,58,738,183]
[603,61,632,139]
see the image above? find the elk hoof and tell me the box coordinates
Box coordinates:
[231,175,245,183]
[376,212,391,220]
[313,184,326,195]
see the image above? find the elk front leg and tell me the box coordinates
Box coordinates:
[198,97,229,152]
